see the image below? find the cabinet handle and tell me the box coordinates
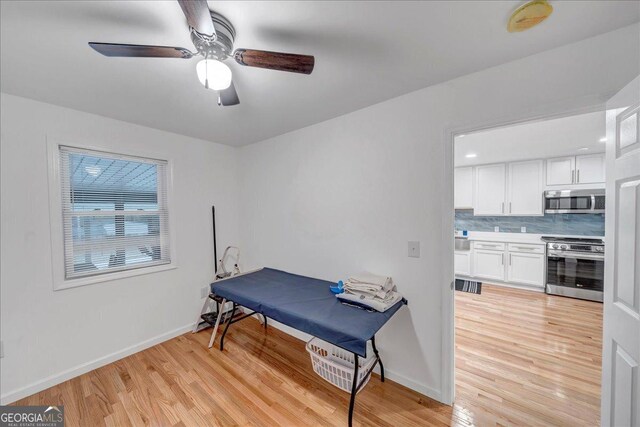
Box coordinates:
[577,169,580,183]
[571,170,575,183]
[509,202,512,213]
[501,254,504,265]
[501,202,504,213]
[509,254,512,265]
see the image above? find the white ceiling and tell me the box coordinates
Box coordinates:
[1,1,638,146]
[454,111,606,167]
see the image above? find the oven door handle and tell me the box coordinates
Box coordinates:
[548,250,604,261]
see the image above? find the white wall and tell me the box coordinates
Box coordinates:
[1,23,638,406]
[0,94,240,403]
[238,24,640,401]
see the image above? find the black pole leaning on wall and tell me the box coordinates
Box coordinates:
[212,205,218,274]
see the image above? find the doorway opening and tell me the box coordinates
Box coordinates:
[450,110,606,425]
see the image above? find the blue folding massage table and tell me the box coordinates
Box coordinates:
[209,267,407,426]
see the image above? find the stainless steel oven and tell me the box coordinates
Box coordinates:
[544,189,605,214]
[542,237,604,302]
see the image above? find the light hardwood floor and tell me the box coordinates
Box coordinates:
[14,284,602,426]
[455,284,603,426]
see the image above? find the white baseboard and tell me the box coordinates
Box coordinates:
[0,323,193,405]
[265,319,443,403]
[382,369,442,402]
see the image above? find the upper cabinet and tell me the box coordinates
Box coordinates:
[575,153,605,184]
[546,156,575,186]
[546,154,605,186]
[456,154,604,217]
[454,167,474,209]
[474,164,506,215]
[473,161,543,216]
[507,160,544,215]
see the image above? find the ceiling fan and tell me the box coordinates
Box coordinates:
[89,0,315,107]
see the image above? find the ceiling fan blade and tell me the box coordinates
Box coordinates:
[177,0,216,38]
[89,42,194,58]
[218,82,240,106]
[233,49,314,75]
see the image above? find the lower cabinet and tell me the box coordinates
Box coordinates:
[473,249,505,281]
[470,240,545,289]
[454,251,471,276]
[507,252,545,287]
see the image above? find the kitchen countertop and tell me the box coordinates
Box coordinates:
[458,231,605,245]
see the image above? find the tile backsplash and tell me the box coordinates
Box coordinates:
[455,210,605,236]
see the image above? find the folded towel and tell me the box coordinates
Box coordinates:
[343,272,394,299]
[337,290,402,313]
[348,273,392,289]
[343,282,384,295]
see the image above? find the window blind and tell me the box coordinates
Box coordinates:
[59,146,171,279]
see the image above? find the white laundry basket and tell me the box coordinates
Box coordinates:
[305,337,376,393]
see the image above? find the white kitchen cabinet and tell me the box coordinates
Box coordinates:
[546,154,605,186]
[474,161,542,216]
[507,251,545,287]
[575,153,605,184]
[454,251,471,276]
[546,156,575,186]
[507,160,544,215]
[472,248,505,281]
[470,240,545,290]
[474,164,506,215]
[454,167,474,209]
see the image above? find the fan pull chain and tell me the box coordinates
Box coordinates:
[205,53,209,89]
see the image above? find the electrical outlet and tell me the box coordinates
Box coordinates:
[201,286,209,299]
[408,241,420,258]
[521,226,527,233]
[494,226,500,232]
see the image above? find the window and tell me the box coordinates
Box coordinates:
[58,146,171,281]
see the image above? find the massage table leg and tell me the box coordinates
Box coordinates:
[208,298,227,348]
[348,353,359,427]
[371,336,384,381]
[220,303,237,351]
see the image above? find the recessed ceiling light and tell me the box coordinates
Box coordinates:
[465,153,477,158]
[458,134,466,138]
[599,137,607,143]
[578,147,589,151]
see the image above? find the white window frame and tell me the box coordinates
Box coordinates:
[47,137,177,290]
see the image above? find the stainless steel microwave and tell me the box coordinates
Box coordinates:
[544,189,605,214]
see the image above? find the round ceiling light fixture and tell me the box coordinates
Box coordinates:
[196,59,232,91]
[508,0,553,33]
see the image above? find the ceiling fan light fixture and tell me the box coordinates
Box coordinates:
[196,59,232,90]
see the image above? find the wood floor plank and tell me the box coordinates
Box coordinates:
[12,284,601,426]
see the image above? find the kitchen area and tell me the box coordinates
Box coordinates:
[454,111,606,302]
[452,111,607,426]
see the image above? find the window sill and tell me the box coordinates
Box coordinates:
[53,263,177,291]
